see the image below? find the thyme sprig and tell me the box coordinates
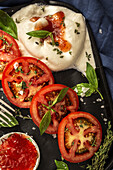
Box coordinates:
[86,121,113,170]
[15,108,32,120]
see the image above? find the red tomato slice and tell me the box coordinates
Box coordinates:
[30,84,79,134]
[58,111,102,163]
[2,57,54,108]
[0,30,20,80]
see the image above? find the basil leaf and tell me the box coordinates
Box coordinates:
[73,83,95,97]
[26,30,50,38]
[51,87,69,107]
[86,62,98,89]
[55,160,69,170]
[39,110,51,135]
[72,62,103,99]
[26,30,55,45]
[0,10,18,39]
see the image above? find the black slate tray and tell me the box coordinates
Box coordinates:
[0,0,113,170]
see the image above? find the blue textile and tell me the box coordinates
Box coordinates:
[0,0,113,101]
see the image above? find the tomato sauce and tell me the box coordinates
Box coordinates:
[30,11,71,52]
[0,133,38,170]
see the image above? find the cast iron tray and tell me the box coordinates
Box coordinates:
[0,0,113,169]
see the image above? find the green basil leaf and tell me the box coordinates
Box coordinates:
[86,62,98,89]
[73,83,90,95]
[51,87,69,107]
[26,30,55,45]
[72,83,96,97]
[26,30,50,38]
[85,86,96,97]
[0,10,18,39]
[39,110,51,135]
[55,160,69,170]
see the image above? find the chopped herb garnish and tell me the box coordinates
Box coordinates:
[60,17,65,27]
[35,41,39,45]
[79,124,83,128]
[16,95,19,98]
[15,18,20,23]
[28,36,32,39]
[34,70,37,74]
[9,43,12,47]
[60,56,64,58]
[86,52,91,61]
[69,51,72,55]
[41,6,45,12]
[0,35,8,45]
[15,66,24,73]
[21,81,28,90]
[29,82,32,86]
[72,141,75,145]
[26,70,31,75]
[53,48,57,51]
[74,29,80,34]
[53,48,62,55]
[76,22,80,27]
[55,42,59,46]
[64,127,69,132]
[28,97,33,102]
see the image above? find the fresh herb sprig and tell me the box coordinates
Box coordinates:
[86,121,113,170]
[54,160,69,170]
[72,62,103,99]
[15,108,32,120]
[39,87,69,135]
[26,30,55,46]
[0,10,18,39]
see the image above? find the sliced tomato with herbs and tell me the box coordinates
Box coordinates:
[0,30,20,80]
[30,84,79,134]
[58,111,102,163]
[2,57,54,108]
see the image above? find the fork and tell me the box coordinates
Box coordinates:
[0,99,19,127]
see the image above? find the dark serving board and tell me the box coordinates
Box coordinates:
[0,0,113,169]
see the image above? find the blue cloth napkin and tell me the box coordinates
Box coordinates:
[0,0,113,101]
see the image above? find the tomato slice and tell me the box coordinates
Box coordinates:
[2,57,54,108]
[30,84,79,134]
[0,30,20,80]
[58,111,102,163]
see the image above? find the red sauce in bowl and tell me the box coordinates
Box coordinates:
[0,133,38,170]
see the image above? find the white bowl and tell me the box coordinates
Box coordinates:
[0,132,40,170]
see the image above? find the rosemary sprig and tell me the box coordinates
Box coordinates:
[86,121,113,170]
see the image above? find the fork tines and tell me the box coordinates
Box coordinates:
[0,99,18,127]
